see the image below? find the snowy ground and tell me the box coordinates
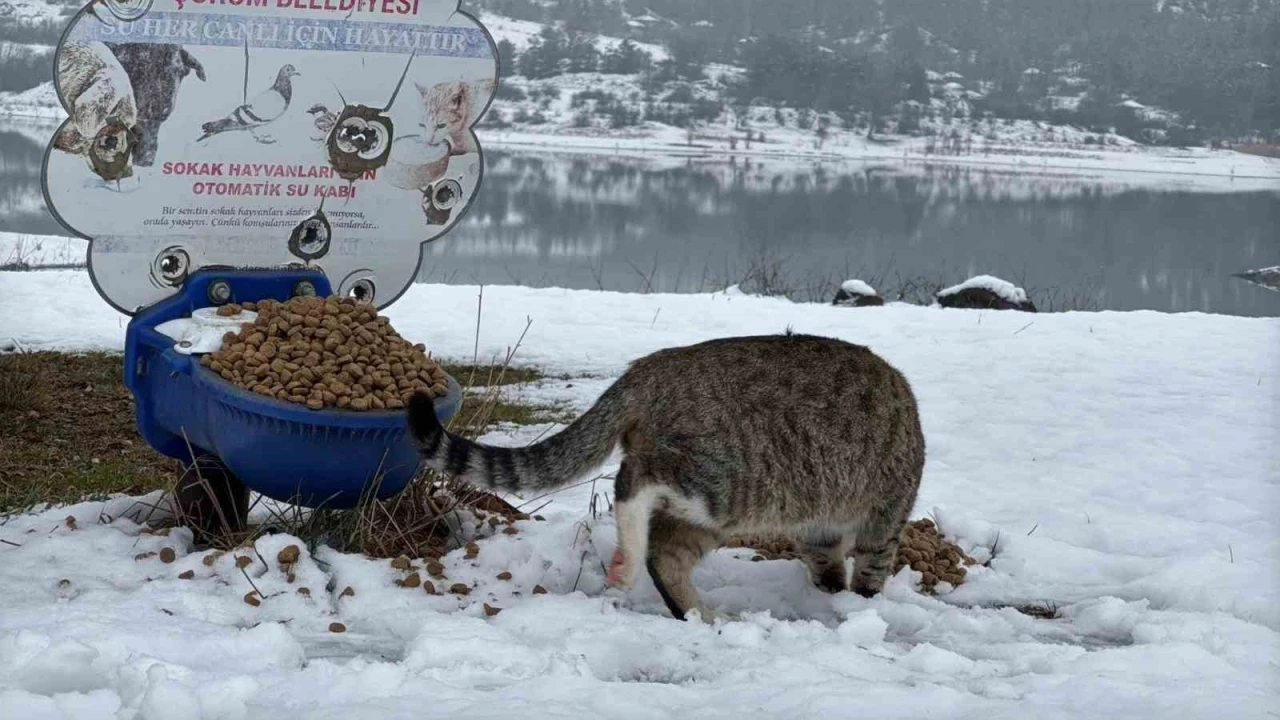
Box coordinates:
[1,270,1277,718]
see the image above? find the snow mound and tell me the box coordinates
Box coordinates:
[937,275,1028,304]
[840,279,878,297]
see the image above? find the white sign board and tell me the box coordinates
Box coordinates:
[43,0,498,313]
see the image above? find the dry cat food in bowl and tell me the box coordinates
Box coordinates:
[199,295,450,411]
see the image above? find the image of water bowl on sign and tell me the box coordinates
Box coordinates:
[383,133,451,192]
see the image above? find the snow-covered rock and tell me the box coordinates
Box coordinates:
[832,279,884,307]
[936,274,1036,312]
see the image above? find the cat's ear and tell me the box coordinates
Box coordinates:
[415,82,429,96]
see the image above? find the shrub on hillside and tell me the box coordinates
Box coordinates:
[570,89,616,108]
[495,83,527,101]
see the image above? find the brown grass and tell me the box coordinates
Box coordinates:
[1234,144,1280,159]
[0,351,180,515]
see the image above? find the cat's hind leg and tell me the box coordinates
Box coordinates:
[607,460,657,591]
[645,509,720,621]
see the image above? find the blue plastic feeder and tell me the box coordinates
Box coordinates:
[123,268,462,512]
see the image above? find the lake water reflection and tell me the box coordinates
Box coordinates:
[3,120,1277,316]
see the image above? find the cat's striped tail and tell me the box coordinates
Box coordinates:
[405,381,628,493]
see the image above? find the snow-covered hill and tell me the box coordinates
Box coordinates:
[479,11,667,61]
[2,6,1277,187]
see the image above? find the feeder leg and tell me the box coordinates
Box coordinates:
[174,454,249,546]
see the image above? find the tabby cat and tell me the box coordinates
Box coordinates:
[407,333,926,621]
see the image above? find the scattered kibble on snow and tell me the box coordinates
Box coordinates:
[202,552,221,567]
[159,548,176,564]
[449,583,471,596]
[398,572,422,589]
[426,561,445,578]
[893,519,972,593]
[502,527,519,536]
[235,556,253,570]
[243,592,261,607]
[134,552,156,561]
[340,586,355,598]
[484,603,502,617]
[730,518,974,595]
[178,570,195,580]
[329,622,347,633]
[532,585,548,595]
[390,555,412,570]
[277,545,301,565]
[464,542,480,558]
[496,571,512,581]
[423,581,437,595]
[297,587,311,597]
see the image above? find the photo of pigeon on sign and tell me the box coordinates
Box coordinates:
[196,63,300,145]
[45,0,496,240]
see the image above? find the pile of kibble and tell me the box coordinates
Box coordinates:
[726,517,974,594]
[198,296,450,411]
[895,518,973,591]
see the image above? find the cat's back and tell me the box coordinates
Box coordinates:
[622,333,916,408]
[627,332,890,377]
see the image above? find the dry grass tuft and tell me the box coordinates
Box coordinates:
[1,351,180,516]
[0,349,52,414]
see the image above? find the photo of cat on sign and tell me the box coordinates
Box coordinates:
[383,77,494,224]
